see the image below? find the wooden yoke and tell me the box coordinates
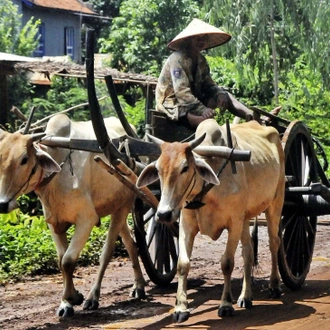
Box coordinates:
[94,156,159,209]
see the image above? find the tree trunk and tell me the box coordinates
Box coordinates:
[269,1,279,105]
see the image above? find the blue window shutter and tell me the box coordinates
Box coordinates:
[33,23,45,57]
[65,27,74,59]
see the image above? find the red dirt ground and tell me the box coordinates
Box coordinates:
[1,218,330,330]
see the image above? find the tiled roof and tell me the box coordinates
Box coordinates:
[24,0,97,15]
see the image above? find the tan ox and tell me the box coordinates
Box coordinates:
[137,119,285,323]
[0,114,146,317]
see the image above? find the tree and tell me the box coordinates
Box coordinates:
[0,0,40,55]
[80,0,121,59]
[202,0,330,102]
[0,0,40,127]
[201,0,330,167]
[98,0,200,75]
[202,1,293,104]
[82,0,120,38]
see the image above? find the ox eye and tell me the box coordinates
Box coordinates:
[181,165,189,174]
[21,156,28,165]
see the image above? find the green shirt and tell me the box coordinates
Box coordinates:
[156,50,224,120]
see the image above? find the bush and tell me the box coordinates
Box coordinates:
[0,208,128,284]
[0,210,57,283]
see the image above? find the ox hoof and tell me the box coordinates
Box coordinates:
[173,311,190,323]
[56,306,74,317]
[237,298,253,309]
[269,287,282,299]
[67,291,84,306]
[83,299,99,310]
[218,305,235,317]
[130,288,146,299]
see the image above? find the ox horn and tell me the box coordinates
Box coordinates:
[193,145,251,161]
[188,133,206,150]
[31,132,47,142]
[23,106,36,134]
[146,133,165,146]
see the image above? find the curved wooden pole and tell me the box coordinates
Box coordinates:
[105,75,139,139]
[85,29,128,165]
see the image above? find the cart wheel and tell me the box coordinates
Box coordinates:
[278,120,318,290]
[132,196,179,286]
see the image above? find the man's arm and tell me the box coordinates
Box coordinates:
[217,92,254,120]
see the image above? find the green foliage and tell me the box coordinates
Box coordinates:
[19,75,147,131]
[206,54,330,174]
[99,0,200,74]
[82,0,120,40]
[7,73,35,127]
[278,56,330,157]
[17,193,43,216]
[76,216,129,267]
[0,0,41,127]
[0,0,40,55]
[207,55,276,107]
[202,0,330,92]
[0,210,57,284]
[21,76,120,123]
[120,95,147,136]
[0,210,129,284]
[22,76,89,121]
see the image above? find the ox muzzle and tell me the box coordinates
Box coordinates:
[0,201,10,214]
[156,208,180,224]
[0,199,18,214]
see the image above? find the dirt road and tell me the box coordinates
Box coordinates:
[1,220,329,330]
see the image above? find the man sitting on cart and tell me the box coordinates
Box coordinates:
[156,19,278,128]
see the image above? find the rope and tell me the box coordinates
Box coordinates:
[185,147,235,209]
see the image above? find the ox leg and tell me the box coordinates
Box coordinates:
[173,217,198,323]
[218,227,241,317]
[55,216,97,317]
[120,219,146,299]
[265,209,282,298]
[48,225,76,317]
[83,216,119,311]
[237,220,254,309]
[49,226,69,269]
[84,208,145,311]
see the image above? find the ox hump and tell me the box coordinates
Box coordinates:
[45,114,71,137]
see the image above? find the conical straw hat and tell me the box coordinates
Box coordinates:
[167,18,231,51]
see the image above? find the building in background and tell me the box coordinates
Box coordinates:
[12,0,98,63]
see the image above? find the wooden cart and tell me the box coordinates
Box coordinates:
[42,30,330,291]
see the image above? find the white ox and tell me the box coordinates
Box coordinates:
[137,119,285,323]
[0,114,146,317]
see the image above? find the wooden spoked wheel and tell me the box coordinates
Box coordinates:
[278,120,318,290]
[132,191,179,286]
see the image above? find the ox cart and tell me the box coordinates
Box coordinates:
[40,30,330,293]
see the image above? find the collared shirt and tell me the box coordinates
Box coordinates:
[155,50,224,120]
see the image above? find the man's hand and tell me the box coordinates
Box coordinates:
[201,108,216,119]
[216,92,230,111]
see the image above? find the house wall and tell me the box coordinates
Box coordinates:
[12,0,82,62]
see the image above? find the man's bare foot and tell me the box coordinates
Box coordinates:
[262,106,282,123]
[270,106,282,116]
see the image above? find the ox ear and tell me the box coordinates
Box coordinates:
[136,162,159,188]
[194,158,220,185]
[34,145,61,173]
